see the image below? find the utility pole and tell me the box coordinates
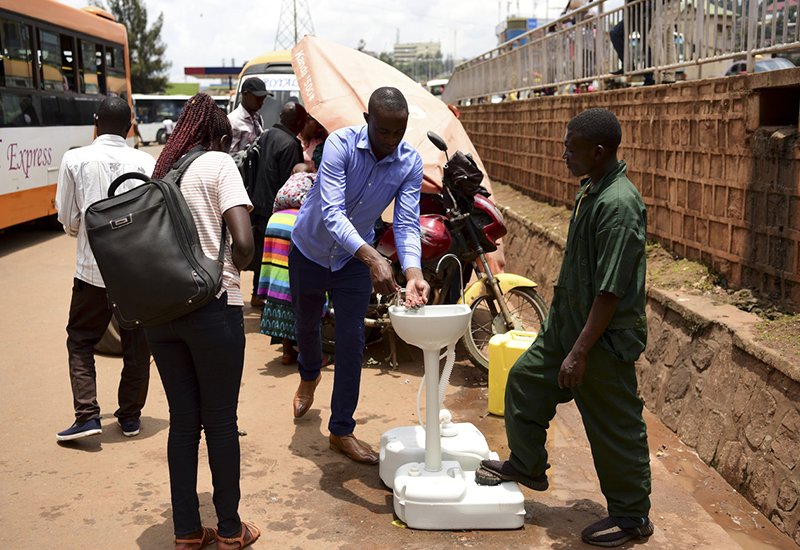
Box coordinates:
[275,0,315,50]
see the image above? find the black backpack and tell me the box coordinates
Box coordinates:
[85,150,226,329]
[231,128,267,199]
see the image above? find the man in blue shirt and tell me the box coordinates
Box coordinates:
[289,87,429,464]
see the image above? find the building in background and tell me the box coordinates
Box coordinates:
[496,16,539,44]
[393,41,441,65]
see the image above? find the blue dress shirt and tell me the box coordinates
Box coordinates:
[291,125,423,272]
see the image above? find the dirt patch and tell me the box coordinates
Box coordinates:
[754,315,800,366]
[490,183,572,242]
[646,242,719,293]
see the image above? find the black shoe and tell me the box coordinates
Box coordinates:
[582,516,655,547]
[475,459,548,491]
[56,418,102,441]
[118,418,141,437]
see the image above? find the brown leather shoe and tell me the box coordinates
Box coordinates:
[329,433,379,464]
[293,374,321,418]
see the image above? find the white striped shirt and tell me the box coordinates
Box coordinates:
[179,152,253,306]
[56,134,156,288]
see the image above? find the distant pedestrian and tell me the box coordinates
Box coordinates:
[299,116,327,170]
[476,108,654,548]
[149,94,260,549]
[54,96,153,442]
[609,1,655,85]
[163,118,175,140]
[228,77,269,153]
[248,100,307,307]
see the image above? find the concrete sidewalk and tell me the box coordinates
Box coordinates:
[0,226,794,549]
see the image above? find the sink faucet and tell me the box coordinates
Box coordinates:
[436,253,466,305]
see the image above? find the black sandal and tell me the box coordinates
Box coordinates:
[581,516,655,547]
[474,459,548,491]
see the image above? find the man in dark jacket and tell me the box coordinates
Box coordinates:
[249,101,308,306]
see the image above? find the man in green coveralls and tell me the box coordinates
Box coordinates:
[476,108,654,547]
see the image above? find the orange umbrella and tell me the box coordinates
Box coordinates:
[291,35,490,194]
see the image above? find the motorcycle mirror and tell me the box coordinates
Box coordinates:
[427,131,448,152]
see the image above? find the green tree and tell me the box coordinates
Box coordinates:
[93,0,170,93]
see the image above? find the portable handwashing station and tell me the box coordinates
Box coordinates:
[378,256,524,530]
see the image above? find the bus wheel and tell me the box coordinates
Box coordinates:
[156,129,167,144]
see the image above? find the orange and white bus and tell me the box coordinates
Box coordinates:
[0,0,132,230]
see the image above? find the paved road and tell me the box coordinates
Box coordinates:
[0,160,795,548]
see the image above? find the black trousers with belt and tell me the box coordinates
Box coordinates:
[65,278,150,423]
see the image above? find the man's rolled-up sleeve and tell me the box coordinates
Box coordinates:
[55,157,80,237]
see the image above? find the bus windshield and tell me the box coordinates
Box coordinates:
[234,51,301,129]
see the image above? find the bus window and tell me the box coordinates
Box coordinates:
[79,40,99,94]
[60,34,77,91]
[0,93,40,126]
[106,44,126,96]
[95,45,106,94]
[37,29,63,91]
[0,18,35,88]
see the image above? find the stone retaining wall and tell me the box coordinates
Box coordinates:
[498,196,800,544]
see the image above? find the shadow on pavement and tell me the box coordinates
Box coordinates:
[289,410,392,516]
[54,415,169,452]
[100,415,169,444]
[135,492,216,549]
[0,223,62,258]
[136,507,174,548]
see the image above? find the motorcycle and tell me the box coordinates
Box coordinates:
[323,131,547,369]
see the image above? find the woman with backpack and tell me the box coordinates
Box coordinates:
[149,93,261,550]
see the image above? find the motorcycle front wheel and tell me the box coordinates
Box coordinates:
[462,286,548,370]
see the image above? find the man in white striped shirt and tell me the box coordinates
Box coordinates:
[54,97,154,442]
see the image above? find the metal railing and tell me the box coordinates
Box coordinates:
[442,0,800,104]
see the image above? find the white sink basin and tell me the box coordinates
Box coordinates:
[389,304,471,350]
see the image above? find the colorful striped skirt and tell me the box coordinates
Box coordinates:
[258,209,298,341]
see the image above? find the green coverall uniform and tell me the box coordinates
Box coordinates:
[505,160,652,518]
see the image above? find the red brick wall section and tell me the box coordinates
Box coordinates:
[460,70,800,311]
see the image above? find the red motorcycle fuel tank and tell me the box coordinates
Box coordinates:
[376,214,452,263]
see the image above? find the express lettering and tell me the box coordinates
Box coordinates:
[6,143,53,178]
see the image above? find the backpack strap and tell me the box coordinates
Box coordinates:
[162,148,206,186]
[163,148,230,268]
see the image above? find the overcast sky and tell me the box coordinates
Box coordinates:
[61,0,569,82]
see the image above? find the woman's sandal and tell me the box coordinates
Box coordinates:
[175,526,217,549]
[216,520,261,550]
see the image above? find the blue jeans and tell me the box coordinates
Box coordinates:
[145,294,244,539]
[289,246,372,436]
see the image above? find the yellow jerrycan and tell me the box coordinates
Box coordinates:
[488,330,537,416]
